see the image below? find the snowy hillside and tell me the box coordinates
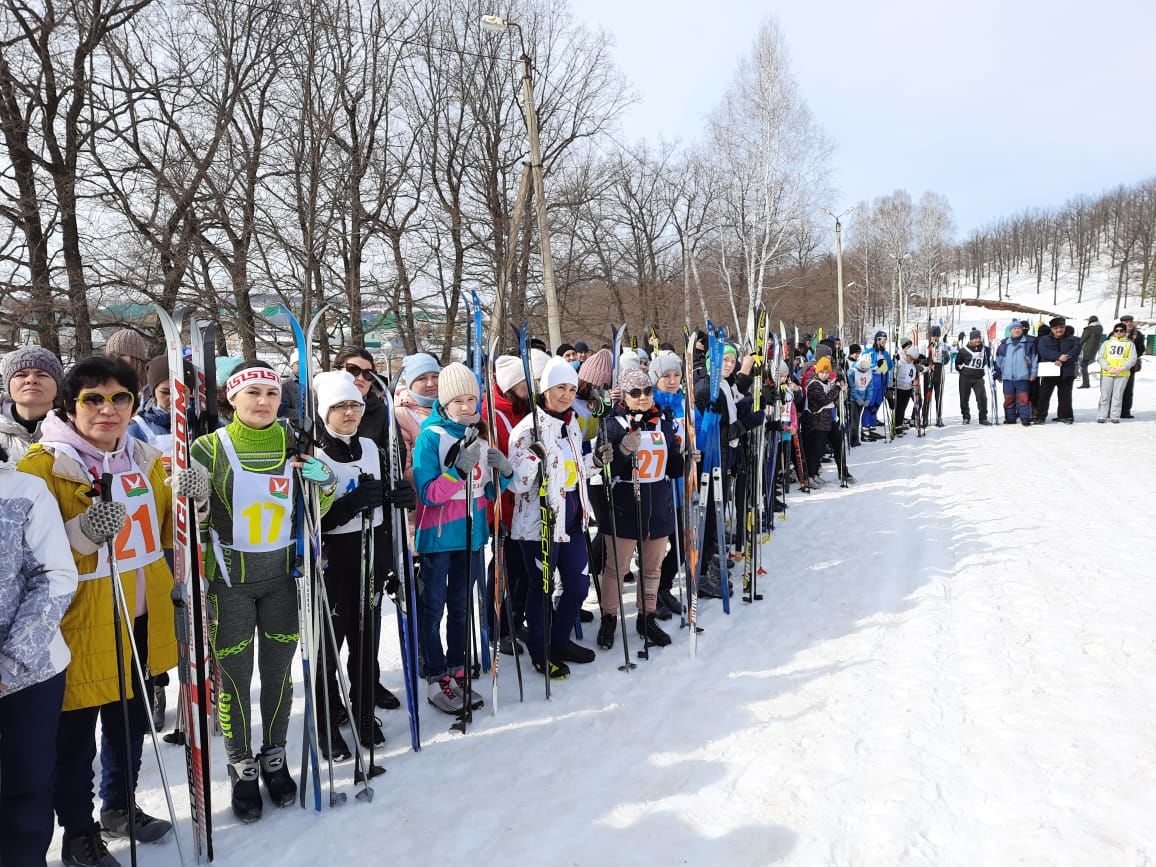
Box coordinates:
[67,367,1156,867]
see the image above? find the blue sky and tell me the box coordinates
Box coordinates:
[566,0,1155,236]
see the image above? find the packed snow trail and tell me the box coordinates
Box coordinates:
[80,370,1156,867]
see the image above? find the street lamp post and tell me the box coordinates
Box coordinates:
[889,252,911,339]
[482,14,562,350]
[822,206,855,342]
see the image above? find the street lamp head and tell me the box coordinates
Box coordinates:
[845,281,858,289]
[481,14,509,33]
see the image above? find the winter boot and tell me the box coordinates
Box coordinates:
[499,634,523,656]
[61,828,120,867]
[597,614,618,649]
[636,613,672,647]
[357,711,386,747]
[258,746,297,807]
[100,805,172,843]
[428,675,464,715]
[374,682,401,710]
[228,757,263,823]
[579,608,595,623]
[453,668,485,710]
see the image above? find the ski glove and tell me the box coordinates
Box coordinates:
[619,430,642,456]
[171,465,210,502]
[486,448,513,478]
[299,455,337,489]
[384,479,417,511]
[79,500,127,545]
[344,479,383,514]
[453,439,482,475]
[592,441,614,468]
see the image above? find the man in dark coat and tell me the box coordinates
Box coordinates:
[1035,317,1080,423]
[1119,314,1146,418]
[1078,315,1103,388]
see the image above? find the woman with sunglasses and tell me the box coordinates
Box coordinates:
[332,348,387,449]
[650,350,690,619]
[596,367,684,650]
[19,356,178,865]
[187,360,337,823]
[1097,323,1138,423]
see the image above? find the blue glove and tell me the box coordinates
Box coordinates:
[300,455,337,489]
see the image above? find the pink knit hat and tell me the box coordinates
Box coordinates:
[578,348,612,387]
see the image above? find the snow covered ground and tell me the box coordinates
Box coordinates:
[66,367,1156,867]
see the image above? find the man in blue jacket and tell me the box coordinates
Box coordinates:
[993,320,1038,425]
[1035,317,1079,424]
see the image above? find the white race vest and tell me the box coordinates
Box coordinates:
[960,348,985,370]
[40,443,164,584]
[328,436,384,535]
[215,432,295,554]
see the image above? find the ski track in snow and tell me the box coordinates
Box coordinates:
[62,370,1156,867]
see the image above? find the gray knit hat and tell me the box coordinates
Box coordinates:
[648,350,682,383]
[105,328,151,361]
[2,346,65,392]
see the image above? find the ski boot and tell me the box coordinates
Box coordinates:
[229,757,263,823]
[259,746,297,807]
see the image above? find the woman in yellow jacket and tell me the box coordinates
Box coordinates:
[19,355,177,867]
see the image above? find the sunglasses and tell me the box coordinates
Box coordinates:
[626,386,654,398]
[1113,327,1126,333]
[77,390,135,410]
[342,364,374,380]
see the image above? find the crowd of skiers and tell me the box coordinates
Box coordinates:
[0,307,1146,867]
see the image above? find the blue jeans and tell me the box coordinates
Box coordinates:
[520,490,590,665]
[417,549,481,680]
[1002,379,1031,421]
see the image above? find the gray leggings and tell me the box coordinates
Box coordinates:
[208,577,299,763]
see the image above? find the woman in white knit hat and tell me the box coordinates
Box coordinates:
[412,363,512,714]
[507,357,611,680]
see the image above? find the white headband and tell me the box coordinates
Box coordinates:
[226,367,282,399]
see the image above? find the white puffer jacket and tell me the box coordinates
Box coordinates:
[0,450,78,696]
[507,407,593,544]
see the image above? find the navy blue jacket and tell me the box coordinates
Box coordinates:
[605,408,684,541]
[1036,328,1080,377]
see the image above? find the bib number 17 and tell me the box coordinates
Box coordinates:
[240,502,287,546]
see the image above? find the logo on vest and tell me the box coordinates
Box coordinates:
[269,477,290,499]
[121,473,149,497]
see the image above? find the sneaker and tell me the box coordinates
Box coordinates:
[452,668,484,710]
[552,641,595,664]
[1097,418,1107,424]
[357,713,386,747]
[1111,419,1120,424]
[635,613,672,647]
[428,675,463,714]
[152,683,166,731]
[62,828,120,867]
[597,614,617,649]
[320,726,352,762]
[374,683,401,710]
[659,587,682,615]
[100,805,172,844]
[228,758,263,823]
[532,658,570,679]
[258,746,297,807]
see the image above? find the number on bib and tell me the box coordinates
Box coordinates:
[115,503,159,561]
[240,502,287,546]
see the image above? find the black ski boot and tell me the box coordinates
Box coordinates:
[552,640,595,664]
[532,658,570,679]
[321,726,352,762]
[374,683,401,710]
[597,614,617,649]
[259,746,297,807]
[357,712,386,747]
[658,587,683,617]
[636,613,672,647]
[228,757,263,823]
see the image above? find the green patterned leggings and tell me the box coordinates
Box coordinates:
[208,577,299,763]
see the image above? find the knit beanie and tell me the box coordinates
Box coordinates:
[540,356,578,392]
[555,343,575,356]
[402,352,440,388]
[856,355,872,371]
[969,329,982,341]
[636,348,650,363]
[849,344,862,356]
[146,355,169,392]
[578,348,613,387]
[494,355,525,393]
[215,356,245,388]
[105,329,151,361]
[530,349,551,383]
[648,350,682,383]
[814,343,833,360]
[619,368,651,393]
[314,370,364,420]
[1,346,64,392]
[619,349,641,372]
[814,356,832,375]
[437,362,478,406]
[573,341,590,354]
[906,345,921,359]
